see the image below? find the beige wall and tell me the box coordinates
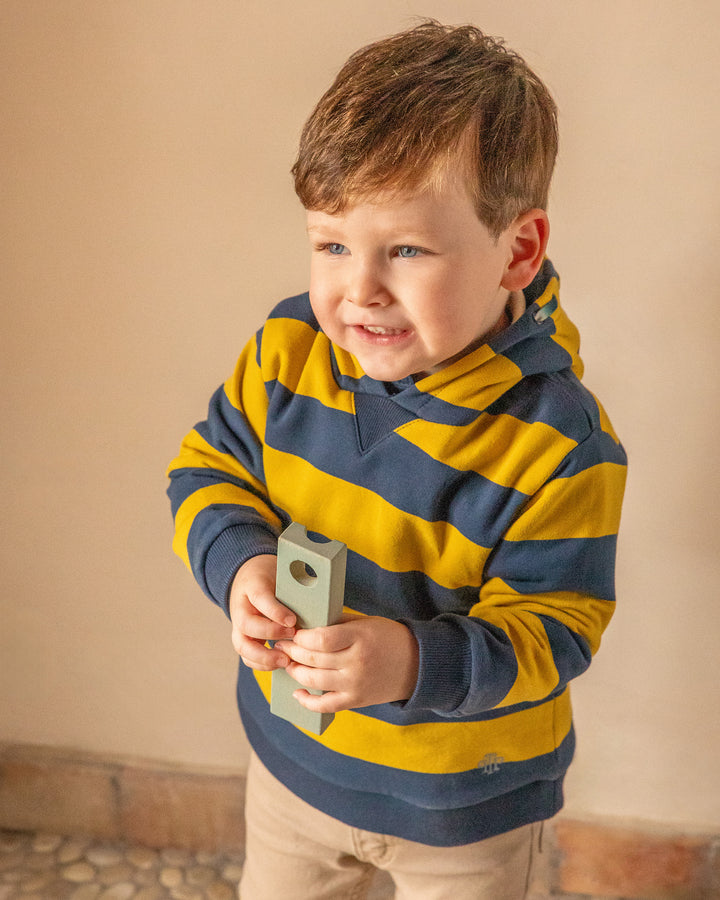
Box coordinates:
[2,0,719,832]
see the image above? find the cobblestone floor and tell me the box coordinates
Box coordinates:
[0,828,599,899]
[0,830,244,900]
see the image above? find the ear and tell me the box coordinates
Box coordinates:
[500,209,550,292]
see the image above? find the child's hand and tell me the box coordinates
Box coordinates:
[275,615,419,712]
[229,555,296,671]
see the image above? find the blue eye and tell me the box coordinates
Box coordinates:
[397,246,419,258]
[327,243,346,255]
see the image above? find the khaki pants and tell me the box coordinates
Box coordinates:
[240,752,541,900]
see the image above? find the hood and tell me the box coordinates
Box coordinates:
[329,258,583,426]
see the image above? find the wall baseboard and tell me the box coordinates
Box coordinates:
[549,817,719,899]
[1,743,718,899]
[0,742,245,854]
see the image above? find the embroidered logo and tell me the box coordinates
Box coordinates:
[479,753,504,774]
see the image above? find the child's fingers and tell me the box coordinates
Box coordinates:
[248,590,297,628]
[228,555,298,670]
[232,631,290,671]
[231,583,296,637]
[275,640,336,671]
[284,658,340,696]
[239,611,295,643]
[292,687,348,714]
[229,554,296,628]
[288,622,353,653]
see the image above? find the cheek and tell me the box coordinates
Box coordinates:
[417,278,466,327]
[309,265,341,307]
[422,290,484,348]
[308,288,340,341]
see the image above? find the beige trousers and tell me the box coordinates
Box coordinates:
[239,752,541,900]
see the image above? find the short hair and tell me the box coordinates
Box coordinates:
[292,20,558,237]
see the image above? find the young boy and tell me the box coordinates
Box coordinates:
[167,21,626,900]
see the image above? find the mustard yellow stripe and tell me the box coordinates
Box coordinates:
[255,670,571,773]
[417,351,523,413]
[331,343,366,381]
[536,273,559,310]
[548,288,585,381]
[399,414,577,493]
[296,338,355,413]
[223,337,270,429]
[505,462,627,541]
[264,447,490,589]
[260,317,317,386]
[481,609,561,707]
[260,318,355,414]
[172,483,282,569]
[472,587,615,657]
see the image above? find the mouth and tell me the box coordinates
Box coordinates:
[360,325,407,335]
[351,323,412,345]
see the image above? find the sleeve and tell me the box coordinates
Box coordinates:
[402,420,628,716]
[166,331,284,616]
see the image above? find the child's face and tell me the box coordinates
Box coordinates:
[306,178,514,382]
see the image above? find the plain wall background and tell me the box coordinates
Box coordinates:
[2,1,719,831]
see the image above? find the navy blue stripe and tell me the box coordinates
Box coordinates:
[379,683,568,727]
[391,384,482,424]
[166,468,269,518]
[538,615,592,684]
[554,428,627,477]
[266,291,320,328]
[329,366,414,399]
[194,385,265,479]
[487,534,619,601]
[486,370,594,442]
[503,330,573,376]
[344,551,481,618]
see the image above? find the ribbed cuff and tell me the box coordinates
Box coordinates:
[399,618,473,714]
[204,524,278,616]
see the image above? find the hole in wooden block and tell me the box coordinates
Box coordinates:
[289,559,318,586]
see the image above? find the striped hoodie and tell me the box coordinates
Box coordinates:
[167,259,627,846]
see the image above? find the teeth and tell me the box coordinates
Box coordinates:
[364,325,403,334]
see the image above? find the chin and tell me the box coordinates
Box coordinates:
[359,362,416,382]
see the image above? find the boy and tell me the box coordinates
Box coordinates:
[167,20,627,900]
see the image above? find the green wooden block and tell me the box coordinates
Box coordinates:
[270,523,347,735]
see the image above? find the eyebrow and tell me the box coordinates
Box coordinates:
[306,222,439,242]
[306,223,332,234]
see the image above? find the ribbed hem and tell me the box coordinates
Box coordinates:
[241,701,563,846]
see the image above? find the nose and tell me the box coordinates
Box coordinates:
[345,259,390,307]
